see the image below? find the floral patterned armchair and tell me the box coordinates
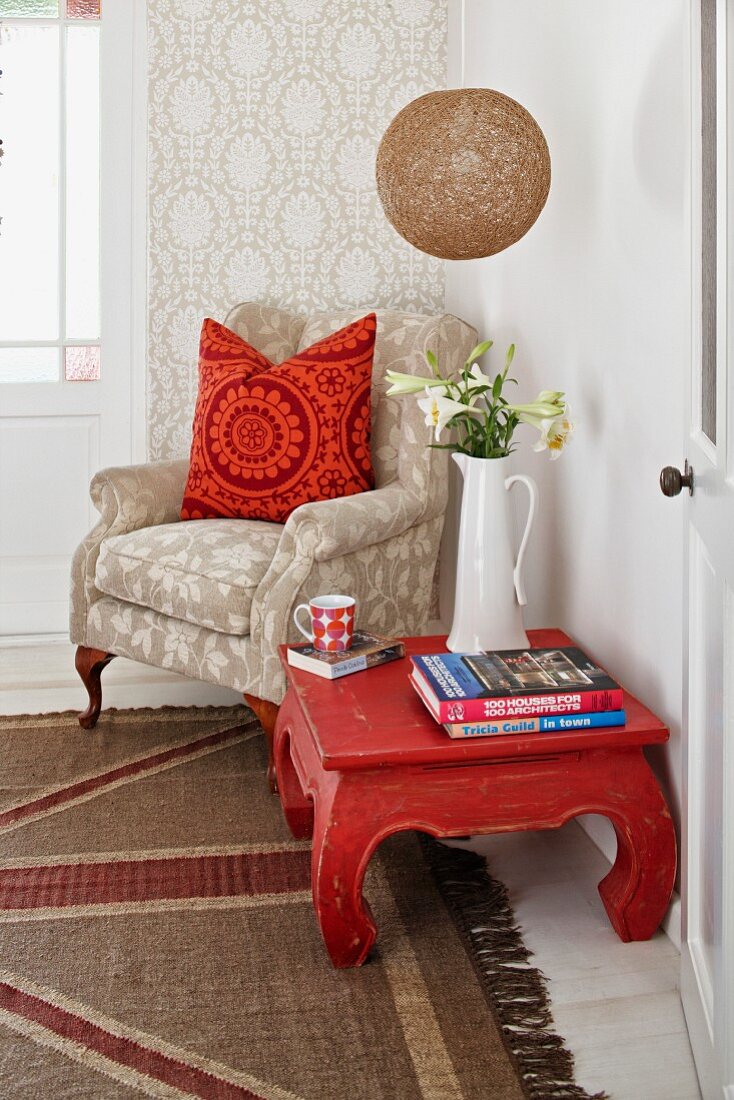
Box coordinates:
[70,303,476,776]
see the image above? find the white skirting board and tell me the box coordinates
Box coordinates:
[0,621,446,715]
[576,813,681,952]
[0,642,243,716]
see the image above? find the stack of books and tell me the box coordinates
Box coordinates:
[287,631,405,680]
[410,645,626,739]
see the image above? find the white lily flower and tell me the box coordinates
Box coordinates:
[465,362,492,392]
[385,339,574,461]
[385,370,447,396]
[418,388,481,442]
[533,407,575,460]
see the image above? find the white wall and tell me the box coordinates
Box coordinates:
[444,0,691,840]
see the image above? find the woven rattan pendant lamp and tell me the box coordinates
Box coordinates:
[376,88,551,261]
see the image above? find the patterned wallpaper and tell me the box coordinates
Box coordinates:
[147,0,447,459]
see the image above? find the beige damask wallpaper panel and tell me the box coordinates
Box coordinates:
[147,0,447,459]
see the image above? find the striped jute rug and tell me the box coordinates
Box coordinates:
[0,706,605,1100]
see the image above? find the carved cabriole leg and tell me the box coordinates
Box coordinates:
[273,700,314,840]
[595,749,677,942]
[273,690,377,966]
[74,646,115,730]
[310,774,380,968]
[243,694,280,792]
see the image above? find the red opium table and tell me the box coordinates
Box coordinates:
[273,629,677,969]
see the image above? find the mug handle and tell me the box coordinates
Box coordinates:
[504,474,538,607]
[293,603,314,642]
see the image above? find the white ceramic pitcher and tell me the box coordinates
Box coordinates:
[447,453,538,653]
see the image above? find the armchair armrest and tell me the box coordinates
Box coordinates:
[70,459,189,644]
[282,482,423,563]
[89,459,189,530]
[248,482,438,700]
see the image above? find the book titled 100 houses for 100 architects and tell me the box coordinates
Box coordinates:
[411,646,624,724]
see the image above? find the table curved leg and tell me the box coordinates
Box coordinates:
[311,778,381,968]
[594,754,677,941]
[273,700,313,840]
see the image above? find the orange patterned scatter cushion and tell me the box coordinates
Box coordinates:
[181,314,376,523]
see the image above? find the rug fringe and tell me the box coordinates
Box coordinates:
[421,837,609,1100]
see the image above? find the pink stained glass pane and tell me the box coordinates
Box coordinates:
[66,0,100,18]
[65,345,100,381]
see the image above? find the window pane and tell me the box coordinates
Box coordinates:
[0,26,60,342]
[64,345,100,380]
[66,0,100,17]
[0,348,59,383]
[65,25,100,340]
[0,1,59,14]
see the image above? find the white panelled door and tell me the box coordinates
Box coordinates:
[0,0,142,637]
[677,1,734,1095]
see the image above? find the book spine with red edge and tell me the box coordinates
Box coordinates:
[410,671,623,721]
[435,690,624,721]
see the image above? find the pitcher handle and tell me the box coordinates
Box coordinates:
[504,474,538,607]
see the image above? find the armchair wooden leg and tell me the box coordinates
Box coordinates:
[75,646,116,730]
[243,694,280,793]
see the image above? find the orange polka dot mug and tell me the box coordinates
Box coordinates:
[294,595,356,652]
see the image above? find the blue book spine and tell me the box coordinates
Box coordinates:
[413,653,485,701]
[536,710,626,731]
[448,710,627,738]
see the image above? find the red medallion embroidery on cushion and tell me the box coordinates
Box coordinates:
[181,314,376,523]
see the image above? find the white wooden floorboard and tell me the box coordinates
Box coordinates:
[1,643,703,1100]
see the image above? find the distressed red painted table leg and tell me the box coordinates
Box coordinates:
[273,631,677,969]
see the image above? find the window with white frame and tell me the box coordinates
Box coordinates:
[0,0,101,382]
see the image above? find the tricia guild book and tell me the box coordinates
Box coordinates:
[287,631,405,680]
[444,710,627,739]
[411,646,623,723]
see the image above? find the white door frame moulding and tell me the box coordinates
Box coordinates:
[129,0,148,464]
[102,0,147,465]
[680,0,709,1085]
[724,587,734,1100]
[98,0,146,471]
[680,0,734,1096]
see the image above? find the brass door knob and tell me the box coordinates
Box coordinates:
[660,460,694,497]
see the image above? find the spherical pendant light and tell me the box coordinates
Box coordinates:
[375,88,551,261]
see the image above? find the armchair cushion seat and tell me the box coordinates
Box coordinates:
[94,518,283,635]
